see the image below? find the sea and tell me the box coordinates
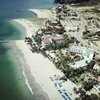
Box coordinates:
[0,0,56,100]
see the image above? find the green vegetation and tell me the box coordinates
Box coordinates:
[82,79,98,91]
[27,18,47,22]
[83,30,100,39]
[72,0,100,7]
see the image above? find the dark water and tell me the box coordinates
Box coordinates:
[0,0,55,19]
[0,0,55,100]
[0,44,34,100]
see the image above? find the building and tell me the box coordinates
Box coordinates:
[69,59,87,69]
[42,35,64,48]
[68,45,94,68]
[69,46,94,61]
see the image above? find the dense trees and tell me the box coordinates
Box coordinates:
[54,0,91,4]
[82,79,98,91]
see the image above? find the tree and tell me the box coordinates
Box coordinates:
[54,0,68,4]
[79,89,86,99]
[90,93,100,100]
[73,87,79,94]
[87,60,96,69]
[60,75,67,81]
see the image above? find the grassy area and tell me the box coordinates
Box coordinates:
[91,40,100,47]
[77,77,84,86]
[27,18,47,22]
[96,12,100,17]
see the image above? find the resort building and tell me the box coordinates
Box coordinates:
[69,59,87,69]
[42,35,64,48]
[68,46,94,61]
[68,45,94,68]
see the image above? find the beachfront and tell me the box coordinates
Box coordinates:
[15,39,78,100]
[28,9,56,19]
[12,14,78,99]
[15,40,64,100]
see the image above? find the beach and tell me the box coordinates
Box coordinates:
[14,40,64,100]
[10,19,38,38]
[28,9,56,19]
[0,0,63,100]
[11,18,64,100]
[11,16,78,99]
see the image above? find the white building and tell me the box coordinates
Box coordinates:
[69,59,87,69]
[68,45,94,68]
[69,46,94,61]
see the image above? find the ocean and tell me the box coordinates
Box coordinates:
[0,0,55,100]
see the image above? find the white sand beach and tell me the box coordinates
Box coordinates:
[15,40,78,100]
[28,9,56,19]
[11,19,40,38]
[15,40,64,100]
[12,18,78,100]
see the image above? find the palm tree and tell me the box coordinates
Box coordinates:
[79,88,86,99]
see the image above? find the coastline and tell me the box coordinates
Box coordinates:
[10,14,77,99]
[10,19,50,99]
[13,39,78,100]
[28,9,56,19]
[11,40,50,100]
[9,9,79,99]
[10,19,34,38]
[10,18,64,100]
[14,40,63,100]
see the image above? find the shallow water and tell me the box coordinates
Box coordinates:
[0,43,35,100]
[0,0,56,100]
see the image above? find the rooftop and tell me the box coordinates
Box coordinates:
[69,59,87,69]
[69,45,94,60]
[42,35,64,45]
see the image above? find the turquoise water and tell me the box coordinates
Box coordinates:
[0,0,56,100]
[0,43,34,100]
[0,20,25,40]
[0,21,35,99]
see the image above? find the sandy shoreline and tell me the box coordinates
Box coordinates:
[28,9,56,19]
[14,40,64,100]
[11,41,50,100]
[10,19,40,38]
[13,39,78,99]
[10,18,64,100]
[10,12,77,99]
